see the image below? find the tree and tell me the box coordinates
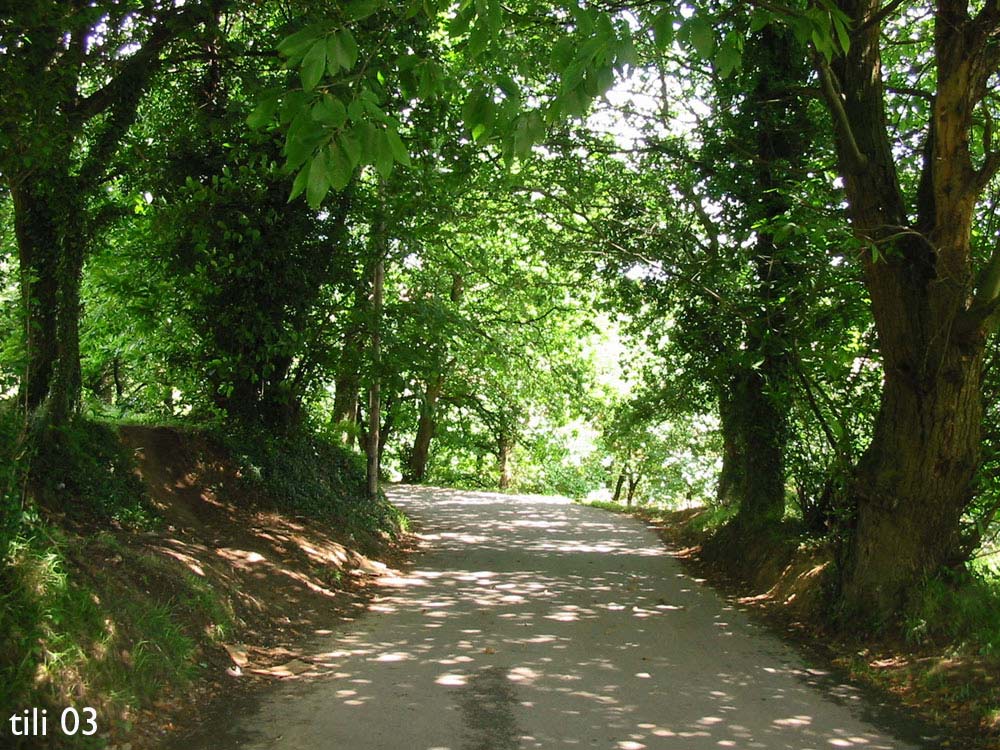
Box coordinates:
[808,0,1000,620]
[0,0,220,428]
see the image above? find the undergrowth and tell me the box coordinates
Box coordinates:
[906,567,1000,658]
[216,420,407,543]
[0,413,232,747]
[0,526,232,748]
[28,417,157,527]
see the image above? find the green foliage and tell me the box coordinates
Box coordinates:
[28,419,155,528]
[905,567,1000,657]
[0,529,230,745]
[216,422,404,541]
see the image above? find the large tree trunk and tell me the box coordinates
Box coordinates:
[406,376,443,482]
[713,25,804,526]
[729,366,787,527]
[11,176,84,426]
[820,0,1000,620]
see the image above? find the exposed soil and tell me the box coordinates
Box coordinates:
[85,426,414,749]
[636,507,1000,750]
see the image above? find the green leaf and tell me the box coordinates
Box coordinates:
[348,97,366,122]
[374,131,394,178]
[246,92,280,129]
[449,7,474,36]
[306,151,330,208]
[749,8,771,33]
[357,120,379,163]
[615,34,638,72]
[278,27,320,60]
[339,129,362,167]
[288,164,309,202]
[462,89,493,132]
[715,40,741,78]
[467,21,490,58]
[326,35,343,74]
[832,15,851,54]
[327,142,352,190]
[312,94,347,127]
[550,37,576,71]
[385,127,411,166]
[300,40,327,91]
[279,90,308,125]
[336,28,359,69]
[686,17,715,59]
[345,0,380,20]
[652,9,675,47]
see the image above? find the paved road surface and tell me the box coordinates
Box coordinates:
[197,486,932,749]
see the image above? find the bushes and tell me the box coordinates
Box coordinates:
[27,418,155,527]
[217,421,405,540]
[906,567,1000,657]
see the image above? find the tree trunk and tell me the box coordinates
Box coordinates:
[712,25,804,526]
[497,434,514,490]
[819,0,1000,621]
[365,254,384,502]
[626,474,641,508]
[612,468,627,504]
[406,376,443,482]
[715,367,787,526]
[11,176,84,426]
[715,389,744,508]
[332,372,360,444]
[732,366,787,527]
[378,392,395,465]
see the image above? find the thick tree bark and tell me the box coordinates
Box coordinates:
[11,176,84,426]
[716,389,743,508]
[713,25,802,527]
[725,367,787,527]
[820,0,1000,620]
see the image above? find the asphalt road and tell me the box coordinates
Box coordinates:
[198,485,931,750]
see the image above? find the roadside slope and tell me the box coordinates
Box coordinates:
[1,425,405,750]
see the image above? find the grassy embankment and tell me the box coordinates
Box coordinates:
[0,413,406,748]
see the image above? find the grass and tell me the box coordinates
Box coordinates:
[905,566,1000,658]
[215,420,407,544]
[0,526,234,747]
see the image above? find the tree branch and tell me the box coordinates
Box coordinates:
[817,56,869,172]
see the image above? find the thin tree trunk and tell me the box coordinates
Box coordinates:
[612,468,627,504]
[378,392,395,465]
[366,254,384,501]
[626,475,640,508]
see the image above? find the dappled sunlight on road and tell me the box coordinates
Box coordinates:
[186,486,931,750]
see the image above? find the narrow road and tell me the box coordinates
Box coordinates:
[203,486,930,750]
